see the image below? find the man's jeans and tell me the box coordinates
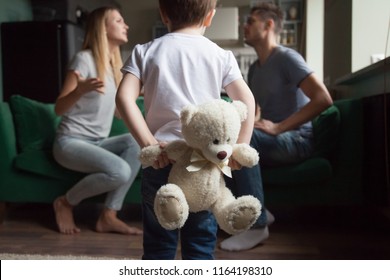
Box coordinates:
[226,128,314,227]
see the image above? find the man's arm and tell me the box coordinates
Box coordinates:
[255,73,333,135]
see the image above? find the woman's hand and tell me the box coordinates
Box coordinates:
[55,70,104,115]
[74,71,105,94]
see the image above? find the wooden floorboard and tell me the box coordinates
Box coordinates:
[1,202,390,260]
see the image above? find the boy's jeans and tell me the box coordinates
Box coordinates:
[141,166,217,260]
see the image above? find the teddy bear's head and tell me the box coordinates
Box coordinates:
[180,99,247,165]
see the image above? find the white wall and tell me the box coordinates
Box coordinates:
[352,0,390,72]
[119,1,160,49]
[305,0,324,80]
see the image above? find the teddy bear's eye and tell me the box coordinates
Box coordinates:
[213,139,220,145]
[227,138,231,143]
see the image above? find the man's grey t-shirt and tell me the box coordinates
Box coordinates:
[248,45,313,137]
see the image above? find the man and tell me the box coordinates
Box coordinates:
[221,2,333,252]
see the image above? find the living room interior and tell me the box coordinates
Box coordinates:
[0,0,390,260]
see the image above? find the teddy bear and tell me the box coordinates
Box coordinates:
[139,99,261,235]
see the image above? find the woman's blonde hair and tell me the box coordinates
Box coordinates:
[82,6,123,86]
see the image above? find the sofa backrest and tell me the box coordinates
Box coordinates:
[7,95,132,153]
[9,95,60,153]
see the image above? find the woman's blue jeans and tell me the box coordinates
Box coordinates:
[141,166,217,260]
[225,128,314,228]
[53,133,141,210]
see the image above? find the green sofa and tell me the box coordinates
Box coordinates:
[262,97,364,206]
[0,95,143,221]
[0,95,364,222]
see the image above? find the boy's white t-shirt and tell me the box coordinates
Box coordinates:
[121,33,243,142]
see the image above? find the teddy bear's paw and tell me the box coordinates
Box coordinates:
[154,184,189,230]
[232,144,259,167]
[139,145,162,166]
[227,196,262,234]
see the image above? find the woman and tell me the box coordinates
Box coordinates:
[53,6,142,235]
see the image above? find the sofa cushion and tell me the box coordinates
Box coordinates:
[14,150,143,189]
[312,105,341,157]
[9,95,60,153]
[262,157,332,186]
[14,150,85,183]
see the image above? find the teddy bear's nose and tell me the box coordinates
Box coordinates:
[217,151,227,160]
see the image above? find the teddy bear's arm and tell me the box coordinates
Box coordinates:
[139,145,163,167]
[164,140,190,161]
[232,143,259,167]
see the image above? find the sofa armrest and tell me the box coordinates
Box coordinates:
[332,98,363,180]
[312,105,341,157]
[0,102,18,175]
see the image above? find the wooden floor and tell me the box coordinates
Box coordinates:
[1,202,390,260]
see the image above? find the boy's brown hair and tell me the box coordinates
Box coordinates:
[159,0,217,31]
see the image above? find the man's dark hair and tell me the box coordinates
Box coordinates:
[251,2,284,34]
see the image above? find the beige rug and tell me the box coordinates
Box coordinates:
[0,253,126,260]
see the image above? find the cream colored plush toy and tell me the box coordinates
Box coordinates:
[140,99,261,235]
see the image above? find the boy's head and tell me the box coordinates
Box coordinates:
[159,0,217,32]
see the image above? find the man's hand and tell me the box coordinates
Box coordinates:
[254,119,281,136]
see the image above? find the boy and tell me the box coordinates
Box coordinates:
[116,0,257,259]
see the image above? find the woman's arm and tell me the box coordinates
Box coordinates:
[55,70,104,116]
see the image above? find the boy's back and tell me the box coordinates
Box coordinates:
[122,32,242,141]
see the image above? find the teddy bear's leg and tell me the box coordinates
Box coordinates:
[213,187,262,235]
[154,184,189,230]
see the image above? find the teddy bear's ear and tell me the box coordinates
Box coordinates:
[181,104,198,125]
[231,101,248,122]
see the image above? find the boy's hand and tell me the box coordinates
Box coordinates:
[228,157,242,171]
[152,142,175,169]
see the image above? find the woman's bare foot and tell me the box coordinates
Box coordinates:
[96,208,143,235]
[53,196,81,234]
